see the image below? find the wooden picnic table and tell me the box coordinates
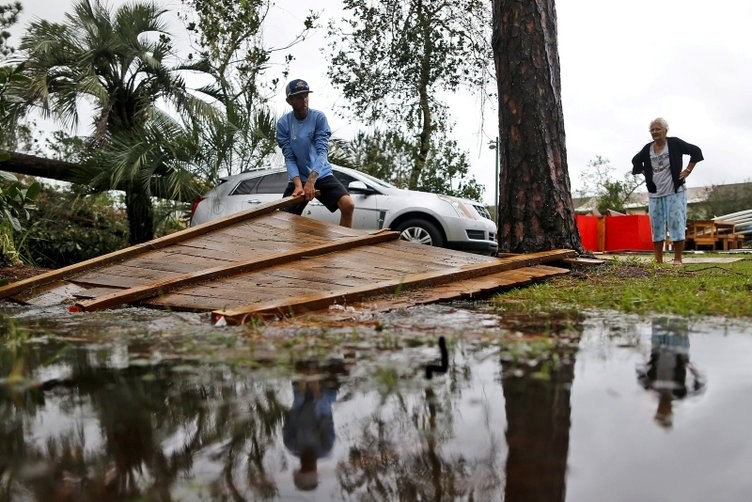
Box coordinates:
[686,219,744,251]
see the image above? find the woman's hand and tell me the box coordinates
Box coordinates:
[680,162,697,180]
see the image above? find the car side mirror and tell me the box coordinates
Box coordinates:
[348,181,374,195]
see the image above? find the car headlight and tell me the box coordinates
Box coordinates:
[437,195,480,220]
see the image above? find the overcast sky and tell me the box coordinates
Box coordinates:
[12,0,752,204]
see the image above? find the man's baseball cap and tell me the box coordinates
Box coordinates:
[286,79,312,97]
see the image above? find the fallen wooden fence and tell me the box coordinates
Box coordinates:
[0,195,578,324]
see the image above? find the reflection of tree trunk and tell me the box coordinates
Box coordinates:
[502,359,575,502]
[125,182,155,244]
[426,388,443,501]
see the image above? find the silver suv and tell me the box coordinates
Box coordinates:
[190,166,498,255]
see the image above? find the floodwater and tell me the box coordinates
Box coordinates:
[0,302,751,502]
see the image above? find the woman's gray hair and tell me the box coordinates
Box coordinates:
[650,117,669,130]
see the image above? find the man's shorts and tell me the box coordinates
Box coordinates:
[648,190,687,242]
[282,174,350,215]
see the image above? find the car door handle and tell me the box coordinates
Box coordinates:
[247,199,262,205]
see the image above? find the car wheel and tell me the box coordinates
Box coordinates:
[395,219,444,247]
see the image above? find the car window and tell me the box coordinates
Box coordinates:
[255,172,289,194]
[231,178,260,195]
[333,171,357,187]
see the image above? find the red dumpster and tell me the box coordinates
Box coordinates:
[604,214,653,251]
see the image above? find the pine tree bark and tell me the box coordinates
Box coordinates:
[491,0,583,253]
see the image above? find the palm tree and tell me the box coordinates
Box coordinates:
[8,0,217,244]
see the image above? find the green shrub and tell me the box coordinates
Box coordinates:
[0,170,41,265]
[15,184,129,268]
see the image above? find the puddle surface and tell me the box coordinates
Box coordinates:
[1,303,751,501]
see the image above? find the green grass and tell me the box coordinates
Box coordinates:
[493,254,752,318]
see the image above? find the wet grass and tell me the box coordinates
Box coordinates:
[493,254,752,318]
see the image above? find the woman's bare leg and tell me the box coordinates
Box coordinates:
[653,241,664,263]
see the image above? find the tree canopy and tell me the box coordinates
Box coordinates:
[178,0,317,182]
[327,0,493,195]
[6,0,216,244]
[0,1,21,56]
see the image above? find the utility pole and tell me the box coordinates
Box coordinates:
[488,137,500,228]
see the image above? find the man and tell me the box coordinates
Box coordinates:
[276,79,355,227]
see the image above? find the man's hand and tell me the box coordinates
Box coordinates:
[304,179,316,200]
[304,171,318,201]
[291,177,304,197]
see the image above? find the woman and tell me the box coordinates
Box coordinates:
[632,118,703,264]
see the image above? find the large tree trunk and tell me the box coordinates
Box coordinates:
[0,152,81,183]
[124,182,155,245]
[491,0,583,253]
[0,151,201,203]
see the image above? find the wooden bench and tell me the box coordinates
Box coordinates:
[719,233,745,251]
[687,220,718,250]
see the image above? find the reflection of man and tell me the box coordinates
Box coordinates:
[637,317,705,428]
[282,369,340,491]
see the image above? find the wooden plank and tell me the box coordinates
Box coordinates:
[0,194,310,300]
[212,249,576,323]
[71,230,400,312]
[562,257,605,267]
[71,286,123,299]
[257,265,571,323]
[149,264,571,315]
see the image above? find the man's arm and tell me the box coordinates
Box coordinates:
[310,112,332,174]
[276,115,301,180]
[303,170,318,200]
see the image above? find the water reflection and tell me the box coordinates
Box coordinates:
[283,361,346,492]
[2,306,752,501]
[636,317,706,428]
[334,348,503,500]
[501,321,579,502]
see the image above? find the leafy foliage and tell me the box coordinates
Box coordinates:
[15,184,129,268]
[338,129,418,187]
[334,128,483,200]
[417,132,483,200]
[0,1,21,56]
[576,156,644,214]
[328,0,492,125]
[179,0,317,182]
[697,181,752,218]
[0,171,41,265]
[0,171,40,232]
[7,0,216,244]
[0,64,41,154]
[327,0,493,192]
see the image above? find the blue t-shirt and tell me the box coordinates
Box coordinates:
[283,385,337,458]
[276,109,333,182]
